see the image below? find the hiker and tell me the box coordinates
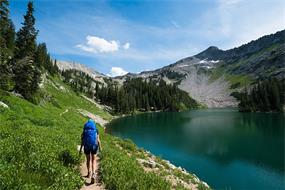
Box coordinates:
[79,119,102,184]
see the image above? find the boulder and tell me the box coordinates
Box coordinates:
[137,158,157,168]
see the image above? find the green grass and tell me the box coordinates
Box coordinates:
[0,75,173,189]
[100,136,171,190]
[209,43,283,89]
[0,79,95,189]
[109,136,211,190]
[225,74,252,87]
[209,65,253,88]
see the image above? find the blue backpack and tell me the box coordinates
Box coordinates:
[83,119,97,148]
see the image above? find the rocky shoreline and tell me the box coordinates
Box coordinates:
[136,150,210,190]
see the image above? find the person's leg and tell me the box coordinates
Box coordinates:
[91,153,96,174]
[86,153,91,177]
[91,153,96,183]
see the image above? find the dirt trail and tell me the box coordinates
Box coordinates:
[77,109,108,127]
[79,147,105,190]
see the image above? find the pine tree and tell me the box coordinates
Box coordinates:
[271,79,281,111]
[35,43,47,68]
[15,1,38,59]
[13,57,35,99]
[0,0,15,51]
[238,78,284,112]
[52,59,59,74]
[0,0,15,90]
[14,1,41,100]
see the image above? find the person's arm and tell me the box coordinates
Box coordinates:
[97,128,102,151]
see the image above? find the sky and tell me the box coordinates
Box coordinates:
[10,0,285,76]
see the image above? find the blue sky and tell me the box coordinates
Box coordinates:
[10,0,285,76]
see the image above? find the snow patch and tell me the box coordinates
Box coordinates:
[199,59,219,64]
[199,59,207,64]
[210,60,219,63]
[203,66,214,69]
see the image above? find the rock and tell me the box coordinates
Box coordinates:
[168,163,176,170]
[11,91,23,98]
[0,101,9,109]
[203,182,210,188]
[59,85,66,91]
[39,73,46,88]
[137,159,157,168]
[56,60,107,84]
[193,177,200,183]
[149,160,156,168]
[181,168,189,175]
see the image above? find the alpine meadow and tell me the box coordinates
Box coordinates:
[0,1,284,190]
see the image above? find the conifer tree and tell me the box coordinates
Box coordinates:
[238,78,284,112]
[0,0,15,90]
[0,0,15,51]
[14,1,41,100]
[52,59,59,74]
[15,1,38,59]
[35,43,48,68]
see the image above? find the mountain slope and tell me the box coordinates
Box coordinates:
[116,30,285,108]
[196,30,285,79]
[57,61,107,84]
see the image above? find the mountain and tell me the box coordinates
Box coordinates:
[195,30,285,78]
[115,30,285,108]
[55,30,284,108]
[115,56,237,108]
[56,60,107,84]
[196,30,284,63]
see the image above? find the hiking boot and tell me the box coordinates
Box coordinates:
[91,172,96,184]
[84,171,90,178]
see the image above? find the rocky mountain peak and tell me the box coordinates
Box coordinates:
[56,60,107,84]
[207,46,220,50]
[195,29,285,62]
[195,46,225,60]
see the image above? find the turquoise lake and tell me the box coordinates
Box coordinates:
[106,109,285,190]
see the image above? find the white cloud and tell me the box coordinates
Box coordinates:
[123,42,130,49]
[109,67,128,77]
[76,35,120,53]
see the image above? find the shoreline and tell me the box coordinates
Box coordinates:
[99,112,211,190]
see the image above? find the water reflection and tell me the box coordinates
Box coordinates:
[107,109,285,189]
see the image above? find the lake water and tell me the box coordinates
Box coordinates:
[106,109,285,190]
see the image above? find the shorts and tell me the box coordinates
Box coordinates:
[84,144,98,155]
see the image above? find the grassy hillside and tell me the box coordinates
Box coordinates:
[207,39,285,89]
[0,75,210,190]
[0,75,110,189]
